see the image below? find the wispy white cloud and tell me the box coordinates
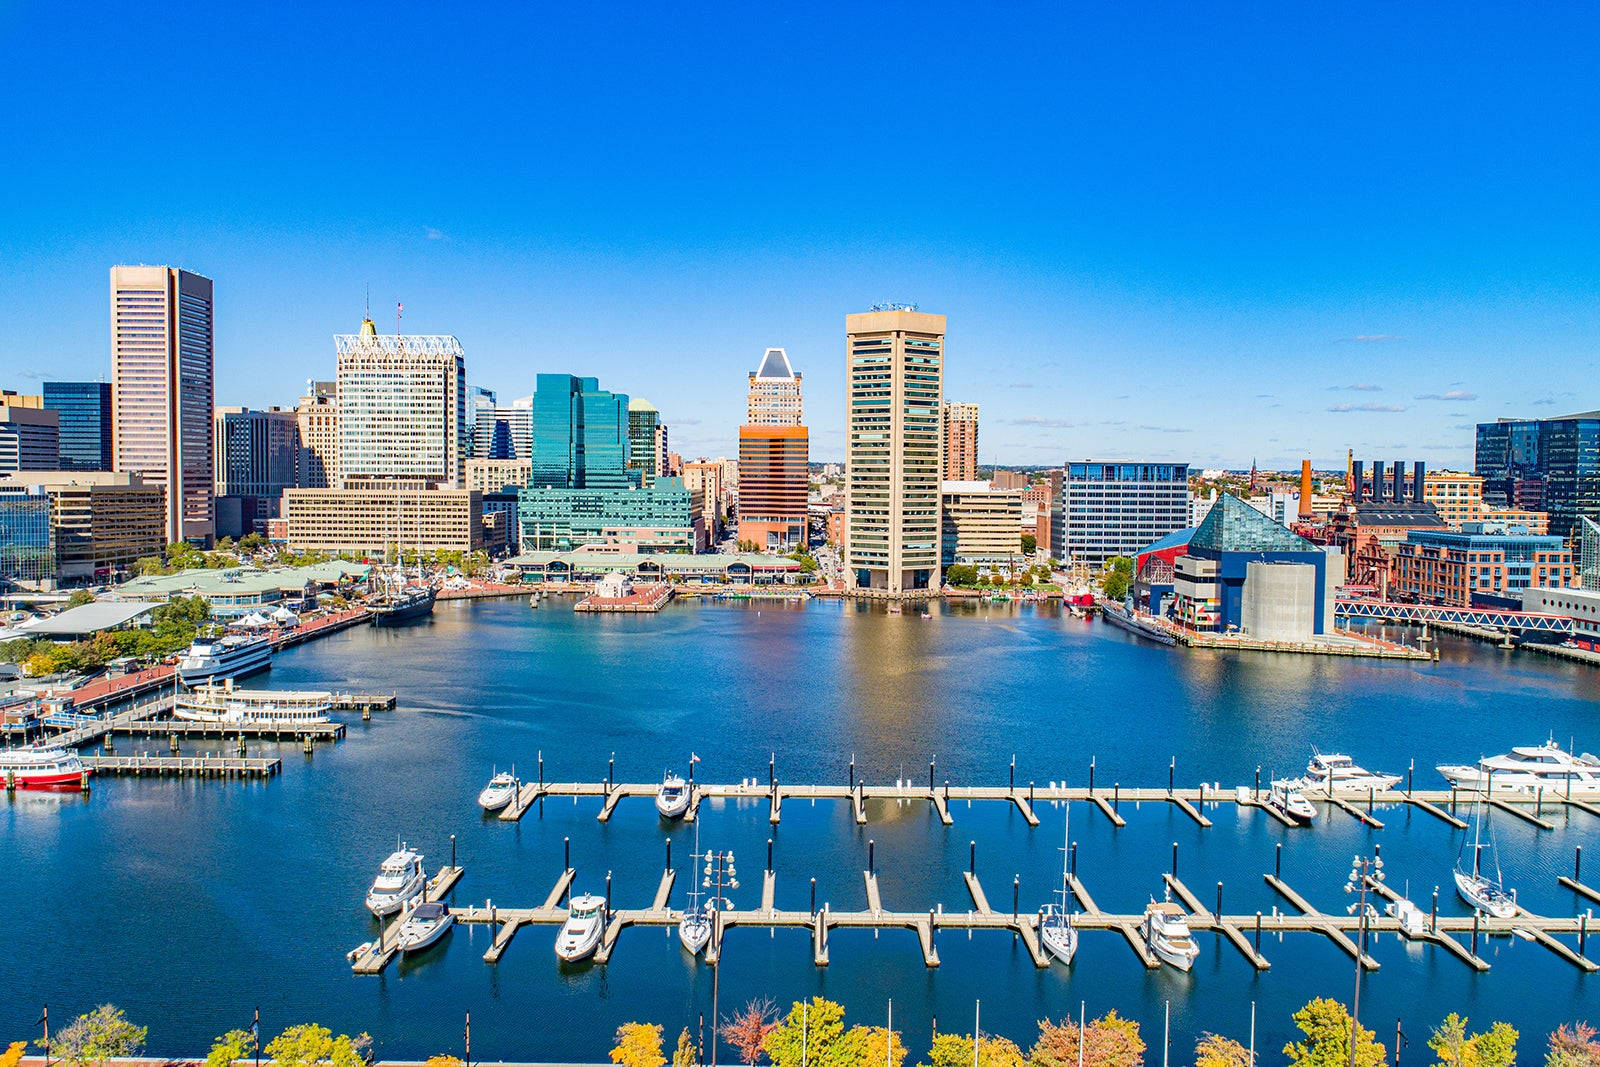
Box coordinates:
[1531,398,1557,406]
[1327,402,1407,413]
[1004,416,1075,429]
[1136,425,1193,434]
[1415,389,1478,401]
[1327,383,1384,392]
[1007,381,1034,389]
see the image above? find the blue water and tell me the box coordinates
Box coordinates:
[6,598,1599,1062]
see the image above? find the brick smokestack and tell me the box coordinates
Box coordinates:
[1299,460,1314,519]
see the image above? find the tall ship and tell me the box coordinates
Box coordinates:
[0,745,91,790]
[175,682,332,726]
[177,634,274,686]
[1437,739,1600,795]
[371,581,436,627]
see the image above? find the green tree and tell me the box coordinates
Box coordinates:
[765,999,845,1067]
[1284,999,1386,1067]
[240,532,266,550]
[926,1033,1025,1067]
[836,1027,905,1067]
[46,1004,148,1067]
[66,589,97,608]
[1021,533,1037,555]
[944,564,978,588]
[205,1029,256,1067]
[611,1023,667,1067]
[1194,1034,1251,1067]
[263,1024,366,1067]
[673,1029,698,1067]
[1100,556,1134,601]
[1475,1025,1518,1067]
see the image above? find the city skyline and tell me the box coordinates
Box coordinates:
[5,7,1597,470]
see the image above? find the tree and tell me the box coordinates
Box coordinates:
[1195,1034,1251,1067]
[1283,999,1386,1067]
[836,1027,906,1067]
[47,1004,148,1067]
[67,589,97,608]
[765,999,845,1067]
[205,1030,256,1067]
[3,1042,28,1067]
[944,564,978,588]
[424,1057,466,1067]
[1021,533,1037,555]
[240,532,266,550]
[926,1033,1025,1067]
[722,999,779,1066]
[263,1025,367,1067]
[1545,1023,1600,1067]
[612,1023,667,1067]
[673,1029,698,1067]
[1099,556,1134,601]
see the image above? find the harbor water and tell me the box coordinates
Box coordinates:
[7,597,1599,1062]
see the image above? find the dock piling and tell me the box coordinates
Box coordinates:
[1169,757,1175,796]
[810,877,816,916]
[1172,842,1179,877]
[868,839,875,874]
[929,760,935,792]
[849,754,855,790]
[608,754,614,790]
[1472,910,1480,956]
[1012,875,1019,919]
[538,751,544,788]
[767,838,773,872]
[1432,888,1439,931]
[1577,846,1583,883]
[605,872,612,918]
[1089,757,1095,793]
[1070,842,1077,878]
[666,838,672,871]
[1275,843,1282,880]
[1216,881,1223,918]
[451,834,457,869]
[1113,782,1120,812]
[970,841,976,876]
[1009,756,1015,792]
[1581,911,1589,957]
[770,752,775,788]
[564,837,570,877]
[1408,760,1414,796]
[1254,911,1262,952]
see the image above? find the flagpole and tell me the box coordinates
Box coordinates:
[1249,1002,1255,1067]
[1078,1002,1085,1067]
[465,1011,472,1067]
[973,1001,980,1067]
[887,1000,893,1067]
[253,1007,260,1067]
[40,1005,50,1067]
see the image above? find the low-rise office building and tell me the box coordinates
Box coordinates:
[0,471,166,581]
[282,487,493,555]
[940,480,1023,573]
[517,478,694,553]
[1392,524,1574,607]
[508,550,803,585]
[1423,471,1549,533]
[466,458,533,493]
[0,485,56,587]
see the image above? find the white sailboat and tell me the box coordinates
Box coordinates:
[1454,796,1518,919]
[1039,800,1078,965]
[678,817,712,956]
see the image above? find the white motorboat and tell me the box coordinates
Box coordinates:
[1040,799,1077,965]
[177,634,274,685]
[395,901,454,954]
[1454,798,1517,919]
[365,847,426,917]
[478,770,517,811]
[1142,898,1201,970]
[1437,738,1600,795]
[1266,780,1316,824]
[656,772,691,819]
[555,893,607,962]
[1299,751,1402,793]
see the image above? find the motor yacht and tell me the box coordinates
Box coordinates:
[177,634,273,686]
[365,847,426,917]
[477,770,518,811]
[1455,797,1518,919]
[1141,898,1201,971]
[1266,780,1317,824]
[0,745,90,790]
[656,772,691,819]
[395,901,454,955]
[555,893,607,961]
[1437,739,1600,795]
[1298,751,1402,793]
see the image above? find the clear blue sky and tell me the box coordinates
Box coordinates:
[3,3,1597,469]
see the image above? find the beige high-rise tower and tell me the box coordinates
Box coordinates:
[942,401,979,481]
[110,265,215,543]
[845,307,945,596]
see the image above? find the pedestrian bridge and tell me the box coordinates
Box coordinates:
[1335,598,1573,634]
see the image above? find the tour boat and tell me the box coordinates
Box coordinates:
[1298,751,1402,794]
[174,686,331,726]
[0,745,90,790]
[555,893,607,962]
[655,771,691,819]
[477,770,518,811]
[1454,798,1518,919]
[1437,739,1600,795]
[365,847,426,917]
[177,634,274,686]
[1141,898,1201,971]
[395,901,454,955]
[1040,799,1078,965]
[1266,779,1317,824]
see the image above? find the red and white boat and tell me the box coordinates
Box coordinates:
[0,745,91,789]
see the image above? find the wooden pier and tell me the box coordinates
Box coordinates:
[80,754,281,779]
[111,720,347,741]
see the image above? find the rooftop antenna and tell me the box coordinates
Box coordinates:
[396,300,404,344]
[365,284,370,320]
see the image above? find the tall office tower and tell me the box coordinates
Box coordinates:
[42,382,113,471]
[738,348,808,551]
[295,380,339,488]
[655,424,671,477]
[941,401,979,481]
[746,348,803,425]
[334,316,466,490]
[465,386,497,457]
[0,404,60,473]
[110,265,215,543]
[474,403,533,460]
[1476,412,1600,540]
[214,407,300,499]
[529,374,630,489]
[627,399,661,480]
[844,307,945,595]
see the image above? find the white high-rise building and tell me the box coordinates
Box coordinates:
[110,265,215,543]
[335,318,466,489]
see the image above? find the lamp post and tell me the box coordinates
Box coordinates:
[703,848,740,1067]
[1344,851,1385,1067]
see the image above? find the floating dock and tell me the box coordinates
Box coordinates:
[79,754,281,778]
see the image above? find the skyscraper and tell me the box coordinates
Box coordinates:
[110,265,215,543]
[627,399,661,480]
[43,382,113,471]
[465,385,497,457]
[845,307,945,595]
[295,380,339,488]
[335,317,466,489]
[0,406,60,473]
[1063,461,1190,568]
[941,401,979,482]
[474,401,533,461]
[1476,412,1600,540]
[530,374,630,489]
[738,348,808,551]
[214,407,300,499]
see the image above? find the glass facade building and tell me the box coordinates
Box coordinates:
[1475,412,1600,540]
[43,381,112,471]
[516,478,692,551]
[530,374,630,490]
[1064,461,1190,568]
[0,486,56,586]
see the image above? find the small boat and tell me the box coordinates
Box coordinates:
[555,893,607,961]
[345,941,373,963]
[478,770,517,811]
[365,847,426,917]
[1437,738,1600,795]
[1298,751,1401,794]
[1141,897,1201,971]
[1455,798,1517,919]
[395,901,454,955]
[656,772,691,819]
[1040,799,1077,965]
[0,745,90,790]
[1266,780,1316,824]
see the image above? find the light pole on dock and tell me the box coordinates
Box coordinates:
[703,848,739,1067]
[1345,852,1384,1067]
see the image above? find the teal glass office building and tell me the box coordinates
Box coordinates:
[531,374,631,490]
[517,477,692,551]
